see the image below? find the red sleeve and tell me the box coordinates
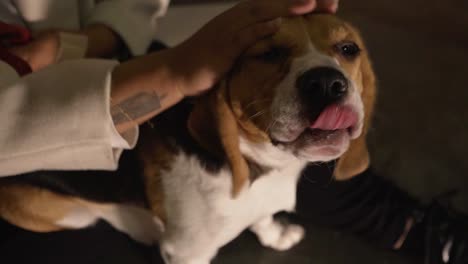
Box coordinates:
[0,21,32,76]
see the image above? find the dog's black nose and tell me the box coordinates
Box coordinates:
[297,67,348,104]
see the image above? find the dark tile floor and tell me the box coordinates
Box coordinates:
[214,221,414,264]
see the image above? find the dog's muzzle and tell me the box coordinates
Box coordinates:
[297,66,349,120]
[270,66,361,160]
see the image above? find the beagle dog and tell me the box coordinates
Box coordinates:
[0,14,376,264]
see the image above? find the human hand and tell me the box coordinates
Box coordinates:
[8,24,121,72]
[166,0,339,97]
[109,0,339,132]
[8,31,60,72]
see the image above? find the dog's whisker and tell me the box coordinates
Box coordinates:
[266,119,279,133]
[248,110,268,120]
[244,98,273,110]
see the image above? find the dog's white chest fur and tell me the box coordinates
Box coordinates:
[159,152,307,264]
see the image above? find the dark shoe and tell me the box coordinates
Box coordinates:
[402,195,468,264]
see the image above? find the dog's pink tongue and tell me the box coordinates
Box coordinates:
[311,105,357,130]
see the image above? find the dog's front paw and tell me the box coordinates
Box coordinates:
[160,243,212,264]
[250,217,305,251]
[273,224,305,251]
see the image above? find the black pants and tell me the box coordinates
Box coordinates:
[0,163,421,264]
[296,163,420,249]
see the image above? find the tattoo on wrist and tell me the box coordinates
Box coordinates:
[111,92,167,125]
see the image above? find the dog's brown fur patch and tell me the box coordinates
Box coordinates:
[138,124,175,223]
[0,183,79,232]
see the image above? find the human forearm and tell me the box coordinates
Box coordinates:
[110,50,184,133]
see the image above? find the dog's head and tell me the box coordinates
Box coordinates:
[189,14,376,196]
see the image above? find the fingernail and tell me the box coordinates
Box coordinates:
[322,0,339,11]
[290,0,316,14]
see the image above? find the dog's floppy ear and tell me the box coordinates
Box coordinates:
[334,51,376,180]
[187,82,249,198]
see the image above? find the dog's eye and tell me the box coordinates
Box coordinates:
[335,42,361,59]
[254,47,289,63]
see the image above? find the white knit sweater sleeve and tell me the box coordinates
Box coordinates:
[0,59,138,177]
